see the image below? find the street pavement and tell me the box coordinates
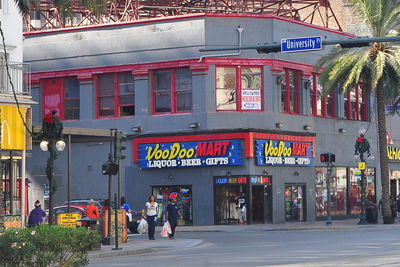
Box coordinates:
[88,219,400,267]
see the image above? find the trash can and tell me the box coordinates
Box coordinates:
[366,206,378,224]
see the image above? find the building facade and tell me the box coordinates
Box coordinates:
[0,0,33,228]
[24,14,380,225]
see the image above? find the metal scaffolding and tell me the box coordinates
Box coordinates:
[24,0,342,32]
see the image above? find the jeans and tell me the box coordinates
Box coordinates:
[147,215,156,239]
[168,219,177,238]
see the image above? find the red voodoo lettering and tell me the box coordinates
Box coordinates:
[196,141,230,156]
[292,143,309,156]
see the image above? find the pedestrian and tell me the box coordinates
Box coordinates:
[166,196,181,239]
[86,199,100,225]
[390,196,397,220]
[27,200,46,227]
[397,195,400,222]
[236,192,247,225]
[145,195,158,240]
[121,196,135,233]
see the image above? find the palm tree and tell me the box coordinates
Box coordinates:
[316,0,400,224]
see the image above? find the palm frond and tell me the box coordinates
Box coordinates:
[13,0,39,15]
[370,51,386,90]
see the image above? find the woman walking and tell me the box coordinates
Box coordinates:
[145,195,158,240]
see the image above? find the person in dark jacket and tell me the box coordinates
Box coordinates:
[28,200,46,227]
[396,195,400,222]
[390,195,397,220]
[166,196,181,239]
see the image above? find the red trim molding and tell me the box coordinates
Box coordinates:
[31,58,317,82]
[133,131,315,163]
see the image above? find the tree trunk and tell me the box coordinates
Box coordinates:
[0,181,4,230]
[376,82,393,224]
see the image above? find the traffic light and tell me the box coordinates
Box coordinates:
[102,161,119,175]
[320,153,335,163]
[114,131,127,160]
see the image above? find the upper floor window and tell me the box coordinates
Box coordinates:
[97,72,135,118]
[280,69,301,114]
[309,74,336,117]
[153,69,192,114]
[42,77,80,121]
[216,66,262,111]
[344,86,367,121]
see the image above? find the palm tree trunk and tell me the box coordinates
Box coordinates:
[376,81,393,224]
[0,161,4,229]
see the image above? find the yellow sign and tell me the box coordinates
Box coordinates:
[387,146,400,161]
[0,106,26,150]
[57,213,81,227]
[358,162,366,170]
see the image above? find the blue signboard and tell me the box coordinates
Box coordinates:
[255,140,313,166]
[281,36,322,53]
[138,140,243,169]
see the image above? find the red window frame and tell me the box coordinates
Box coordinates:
[281,68,301,114]
[42,77,80,121]
[345,85,368,121]
[310,73,336,118]
[96,72,135,119]
[215,66,263,112]
[151,68,192,115]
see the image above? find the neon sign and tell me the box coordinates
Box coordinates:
[255,140,313,166]
[138,140,243,169]
[214,176,248,185]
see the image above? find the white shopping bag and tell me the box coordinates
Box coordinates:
[137,218,148,234]
[160,221,172,237]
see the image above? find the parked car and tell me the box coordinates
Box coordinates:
[63,199,102,211]
[53,205,88,227]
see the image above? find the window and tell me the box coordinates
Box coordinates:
[64,77,80,120]
[349,168,375,214]
[216,67,262,111]
[280,69,301,114]
[153,69,192,114]
[310,74,336,117]
[42,77,80,120]
[344,86,367,120]
[97,72,135,118]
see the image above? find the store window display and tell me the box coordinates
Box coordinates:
[151,186,192,226]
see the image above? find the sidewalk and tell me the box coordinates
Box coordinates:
[88,218,400,259]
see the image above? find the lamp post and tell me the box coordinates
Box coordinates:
[354,128,374,225]
[38,110,65,225]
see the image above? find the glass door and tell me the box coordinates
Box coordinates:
[284,184,306,221]
[214,185,247,224]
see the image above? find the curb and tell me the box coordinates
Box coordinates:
[89,239,204,259]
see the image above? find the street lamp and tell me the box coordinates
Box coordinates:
[354,129,372,225]
[38,110,64,225]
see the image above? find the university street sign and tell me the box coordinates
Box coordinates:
[281,36,322,53]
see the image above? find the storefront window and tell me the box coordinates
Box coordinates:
[315,167,347,216]
[284,184,306,221]
[151,186,193,226]
[349,168,375,214]
[215,184,247,224]
[1,158,22,215]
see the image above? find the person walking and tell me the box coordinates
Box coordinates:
[145,195,158,240]
[86,199,100,225]
[27,200,46,227]
[390,196,397,221]
[396,195,400,222]
[236,192,247,225]
[166,196,181,239]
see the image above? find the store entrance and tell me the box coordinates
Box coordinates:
[214,185,247,224]
[251,185,272,224]
[284,184,306,222]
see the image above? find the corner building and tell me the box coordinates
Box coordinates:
[24,13,379,225]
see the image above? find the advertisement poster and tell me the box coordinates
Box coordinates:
[241,90,261,110]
